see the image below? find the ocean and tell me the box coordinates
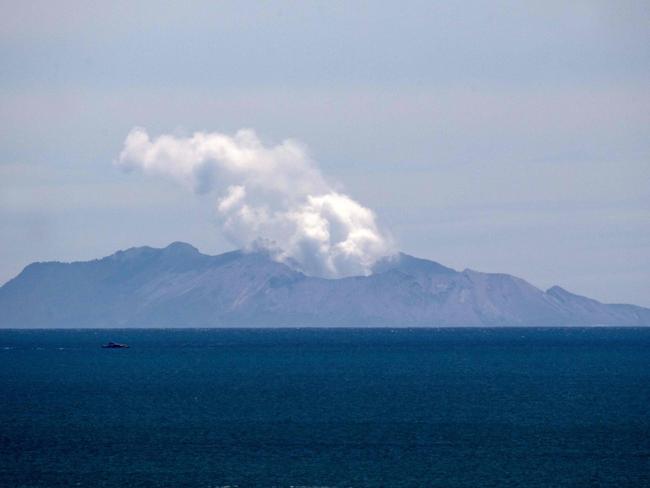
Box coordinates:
[1,328,648,487]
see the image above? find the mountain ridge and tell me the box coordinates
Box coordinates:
[1,242,648,327]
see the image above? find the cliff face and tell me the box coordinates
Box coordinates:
[1,242,648,327]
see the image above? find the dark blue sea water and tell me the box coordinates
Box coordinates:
[1,328,649,487]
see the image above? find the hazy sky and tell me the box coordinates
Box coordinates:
[1,1,649,305]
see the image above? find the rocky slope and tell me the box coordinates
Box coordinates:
[1,242,648,327]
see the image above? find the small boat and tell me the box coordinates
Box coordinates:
[101,341,129,349]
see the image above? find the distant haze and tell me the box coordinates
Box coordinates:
[0,2,649,305]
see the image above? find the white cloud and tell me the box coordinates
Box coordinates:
[117,127,394,277]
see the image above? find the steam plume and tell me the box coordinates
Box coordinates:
[117,128,394,278]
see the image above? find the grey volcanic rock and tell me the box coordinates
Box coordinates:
[0,243,648,327]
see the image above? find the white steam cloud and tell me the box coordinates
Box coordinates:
[117,128,394,278]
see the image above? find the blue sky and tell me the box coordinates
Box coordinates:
[1,1,649,305]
